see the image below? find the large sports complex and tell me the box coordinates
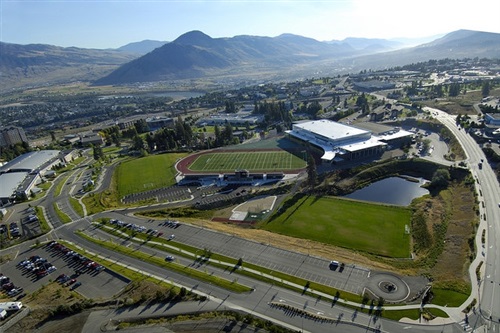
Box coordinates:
[176,119,412,186]
[286,119,412,162]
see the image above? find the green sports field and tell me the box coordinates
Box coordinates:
[264,195,411,258]
[188,151,306,173]
[116,153,187,197]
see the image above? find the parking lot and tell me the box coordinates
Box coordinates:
[0,206,43,247]
[1,242,130,301]
[99,214,370,296]
[122,186,193,204]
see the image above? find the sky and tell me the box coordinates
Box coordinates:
[1,0,500,49]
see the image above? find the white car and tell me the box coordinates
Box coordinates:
[168,234,175,240]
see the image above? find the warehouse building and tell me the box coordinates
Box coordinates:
[0,150,64,204]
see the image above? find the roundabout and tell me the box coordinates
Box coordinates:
[365,272,411,302]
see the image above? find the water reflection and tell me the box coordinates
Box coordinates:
[344,176,429,206]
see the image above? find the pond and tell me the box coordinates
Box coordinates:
[344,176,429,206]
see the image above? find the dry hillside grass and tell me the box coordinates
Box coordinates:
[431,185,476,284]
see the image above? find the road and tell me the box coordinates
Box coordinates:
[429,107,500,332]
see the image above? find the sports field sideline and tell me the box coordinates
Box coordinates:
[188,151,306,173]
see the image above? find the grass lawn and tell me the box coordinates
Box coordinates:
[431,288,469,307]
[188,151,306,173]
[116,153,187,198]
[53,202,72,224]
[264,195,411,258]
[69,197,84,217]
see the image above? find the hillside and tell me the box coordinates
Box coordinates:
[1,29,499,91]
[0,42,138,92]
[94,30,361,85]
[95,29,500,85]
[116,40,168,54]
[345,30,500,70]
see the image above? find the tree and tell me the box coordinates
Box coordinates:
[431,168,450,188]
[131,135,144,151]
[214,124,222,147]
[307,153,317,187]
[134,119,149,134]
[448,83,461,97]
[92,144,104,160]
[225,100,236,113]
[481,80,490,98]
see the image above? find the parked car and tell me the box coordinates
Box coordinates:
[329,261,339,269]
[70,282,82,290]
[66,279,77,286]
[165,256,175,262]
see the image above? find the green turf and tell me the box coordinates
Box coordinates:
[264,195,411,258]
[116,153,187,197]
[431,288,469,307]
[188,151,306,173]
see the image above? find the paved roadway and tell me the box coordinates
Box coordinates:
[429,107,500,332]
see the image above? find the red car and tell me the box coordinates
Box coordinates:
[66,279,77,286]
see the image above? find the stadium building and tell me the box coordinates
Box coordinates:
[286,119,411,162]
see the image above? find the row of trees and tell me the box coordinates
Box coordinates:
[253,101,293,128]
[0,141,31,161]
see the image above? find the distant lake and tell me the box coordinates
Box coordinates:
[344,176,429,206]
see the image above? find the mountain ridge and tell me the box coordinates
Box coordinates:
[1,29,499,91]
[95,29,500,85]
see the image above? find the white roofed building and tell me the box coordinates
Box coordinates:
[0,150,61,174]
[0,150,63,204]
[286,119,387,162]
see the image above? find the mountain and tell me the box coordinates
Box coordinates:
[345,29,500,70]
[2,29,499,91]
[390,33,445,47]
[117,40,168,54]
[96,29,500,86]
[94,30,360,85]
[0,42,138,92]
[329,37,404,52]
